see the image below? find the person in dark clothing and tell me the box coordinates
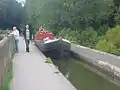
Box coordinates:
[23,25,31,52]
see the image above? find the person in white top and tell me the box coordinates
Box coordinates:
[10,26,20,52]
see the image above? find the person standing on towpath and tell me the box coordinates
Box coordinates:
[10,26,20,52]
[23,24,31,52]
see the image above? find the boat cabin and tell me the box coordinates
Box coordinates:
[35,30,54,40]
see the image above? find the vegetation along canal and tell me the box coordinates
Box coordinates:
[50,57,120,90]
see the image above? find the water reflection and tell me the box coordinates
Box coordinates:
[52,57,120,90]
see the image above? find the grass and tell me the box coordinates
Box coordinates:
[45,57,53,64]
[2,67,13,90]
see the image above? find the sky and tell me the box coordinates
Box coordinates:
[16,0,25,3]
[16,0,25,7]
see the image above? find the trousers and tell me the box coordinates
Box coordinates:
[25,39,30,52]
[15,39,19,52]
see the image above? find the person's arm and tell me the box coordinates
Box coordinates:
[30,29,32,40]
[18,30,20,36]
[23,30,26,39]
[10,31,14,35]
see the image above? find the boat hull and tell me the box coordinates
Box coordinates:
[35,39,71,59]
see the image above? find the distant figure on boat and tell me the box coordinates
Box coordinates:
[10,26,20,52]
[39,25,44,31]
[23,24,31,52]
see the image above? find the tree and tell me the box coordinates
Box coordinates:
[96,25,120,55]
[0,0,23,29]
[78,28,98,48]
[106,25,120,47]
[25,0,114,34]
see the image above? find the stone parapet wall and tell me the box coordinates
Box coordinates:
[0,35,15,89]
[71,44,120,82]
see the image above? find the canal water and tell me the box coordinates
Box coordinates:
[52,57,120,90]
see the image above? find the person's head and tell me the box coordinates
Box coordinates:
[13,26,17,31]
[26,24,29,29]
[39,25,44,31]
[40,25,43,28]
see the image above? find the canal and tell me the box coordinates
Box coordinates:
[51,57,120,90]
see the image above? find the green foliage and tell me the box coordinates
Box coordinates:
[106,25,120,47]
[0,30,10,40]
[58,28,98,48]
[0,30,9,34]
[96,25,120,55]
[25,0,114,34]
[58,29,79,44]
[0,0,24,29]
[78,28,98,48]
[45,57,53,64]
[0,35,4,40]
[96,39,116,53]
[2,66,12,90]
[25,0,120,56]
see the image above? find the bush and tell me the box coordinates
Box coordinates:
[96,25,120,55]
[58,28,98,48]
[78,28,98,48]
[58,28,80,44]
[0,35,4,40]
[0,30,9,34]
[0,30,10,40]
[105,25,120,47]
[96,39,120,55]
